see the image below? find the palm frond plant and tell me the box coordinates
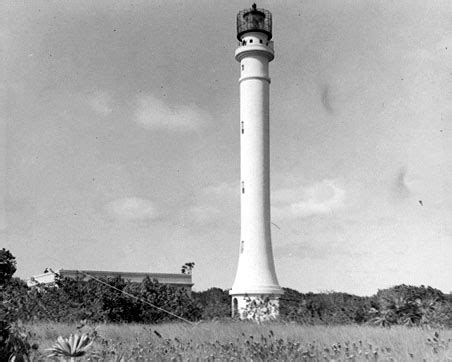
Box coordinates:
[46,333,93,360]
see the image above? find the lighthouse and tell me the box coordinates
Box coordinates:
[230,4,283,318]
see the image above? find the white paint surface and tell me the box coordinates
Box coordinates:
[230,29,283,316]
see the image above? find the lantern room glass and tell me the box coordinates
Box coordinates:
[236,5,272,41]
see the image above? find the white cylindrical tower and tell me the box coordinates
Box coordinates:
[230,4,283,319]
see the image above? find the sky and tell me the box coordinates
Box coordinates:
[2,0,451,296]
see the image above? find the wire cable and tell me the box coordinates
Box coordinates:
[47,269,195,325]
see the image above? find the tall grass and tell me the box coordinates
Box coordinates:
[26,321,452,360]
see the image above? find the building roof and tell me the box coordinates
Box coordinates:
[28,269,193,287]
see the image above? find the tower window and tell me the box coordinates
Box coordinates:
[242,40,246,45]
[266,42,269,46]
[249,39,253,43]
[259,39,263,44]
[241,64,244,71]
[241,181,245,194]
[241,121,244,134]
[240,240,244,253]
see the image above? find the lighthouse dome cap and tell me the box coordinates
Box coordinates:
[236,3,272,41]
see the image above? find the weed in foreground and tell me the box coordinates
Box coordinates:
[26,321,452,360]
[45,333,93,359]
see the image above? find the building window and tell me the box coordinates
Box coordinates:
[241,121,244,134]
[240,240,244,254]
[260,39,263,44]
[266,42,269,46]
[249,39,253,43]
[241,64,244,71]
[242,40,246,46]
[241,181,245,194]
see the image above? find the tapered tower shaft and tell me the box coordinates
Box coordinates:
[230,5,283,319]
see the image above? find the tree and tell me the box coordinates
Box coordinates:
[0,249,17,286]
[370,285,451,327]
[193,288,230,319]
[181,262,195,275]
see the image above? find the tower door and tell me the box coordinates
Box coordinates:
[232,298,239,317]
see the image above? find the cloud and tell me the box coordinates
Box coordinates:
[134,94,210,131]
[273,179,346,219]
[202,182,238,198]
[105,197,158,221]
[88,91,112,115]
[275,240,359,260]
[187,182,239,224]
[189,206,222,224]
[435,32,452,53]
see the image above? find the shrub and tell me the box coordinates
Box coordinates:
[2,274,202,324]
[0,249,17,286]
[192,288,230,319]
[0,321,39,361]
[370,285,452,327]
[279,288,373,325]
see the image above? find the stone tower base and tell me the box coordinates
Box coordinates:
[231,294,281,321]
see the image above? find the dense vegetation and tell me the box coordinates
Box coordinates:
[195,286,452,328]
[0,248,451,327]
[0,248,17,286]
[1,248,452,359]
[1,275,201,324]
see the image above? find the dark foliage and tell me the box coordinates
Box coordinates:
[1,249,450,327]
[280,288,373,325]
[0,251,37,361]
[369,284,452,327]
[0,321,38,361]
[278,285,452,327]
[2,275,452,327]
[192,288,231,319]
[1,275,202,324]
[0,248,17,286]
[181,262,195,275]
[187,285,452,327]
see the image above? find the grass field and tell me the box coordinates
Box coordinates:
[24,321,452,360]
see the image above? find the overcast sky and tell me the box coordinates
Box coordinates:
[2,0,451,295]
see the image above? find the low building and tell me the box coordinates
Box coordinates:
[27,269,193,293]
